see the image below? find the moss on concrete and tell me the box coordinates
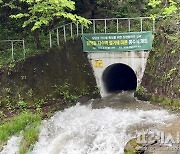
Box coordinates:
[0,38,100,121]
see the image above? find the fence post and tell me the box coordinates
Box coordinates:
[70,23,73,37]
[11,41,14,61]
[22,39,25,59]
[153,18,155,32]
[140,18,143,32]
[117,19,119,33]
[93,20,96,33]
[81,24,84,34]
[57,28,60,45]
[128,19,131,32]
[63,26,66,42]
[76,22,79,37]
[104,19,107,33]
[76,22,78,37]
[49,31,52,48]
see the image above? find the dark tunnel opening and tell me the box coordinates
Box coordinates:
[103,63,137,93]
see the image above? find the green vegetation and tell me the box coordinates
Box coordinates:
[136,86,146,96]
[96,0,148,18]
[0,111,41,142]
[0,111,41,153]
[8,0,90,31]
[0,0,178,115]
[135,90,180,110]
[136,1,179,108]
[150,95,180,110]
[19,123,40,154]
[95,0,179,18]
[124,138,138,154]
[0,0,91,66]
[0,0,179,152]
[0,0,179,66]
[162,67,177,81]
[0,39,99,123]
[53,82,79,105]
[148,0,179,17]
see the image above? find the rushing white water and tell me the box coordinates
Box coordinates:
[0,136,22,154]
[1,93,178,154]
[31,103,176,154]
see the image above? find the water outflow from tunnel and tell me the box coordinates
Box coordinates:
[1,92,178,154]
[31,92,177,154]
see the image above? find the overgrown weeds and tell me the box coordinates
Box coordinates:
[0,111,42,153]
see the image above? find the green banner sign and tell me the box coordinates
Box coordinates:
[82,31,153,52]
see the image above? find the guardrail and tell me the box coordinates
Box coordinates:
[49,17,155,48]
[49,14,180,48]
[0,40,25,61]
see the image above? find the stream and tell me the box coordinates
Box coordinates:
[1,92,179,154]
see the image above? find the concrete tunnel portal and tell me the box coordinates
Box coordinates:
[102,63,137,93]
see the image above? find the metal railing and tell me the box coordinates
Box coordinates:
[49,17,155,48]
[0,40,25,60]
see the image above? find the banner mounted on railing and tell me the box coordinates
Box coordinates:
[82,31,153,52]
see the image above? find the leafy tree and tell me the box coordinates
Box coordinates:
[8,0,90,31]
[148,0,179,17]
[95,0,149,18]
[1,0,90,48]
